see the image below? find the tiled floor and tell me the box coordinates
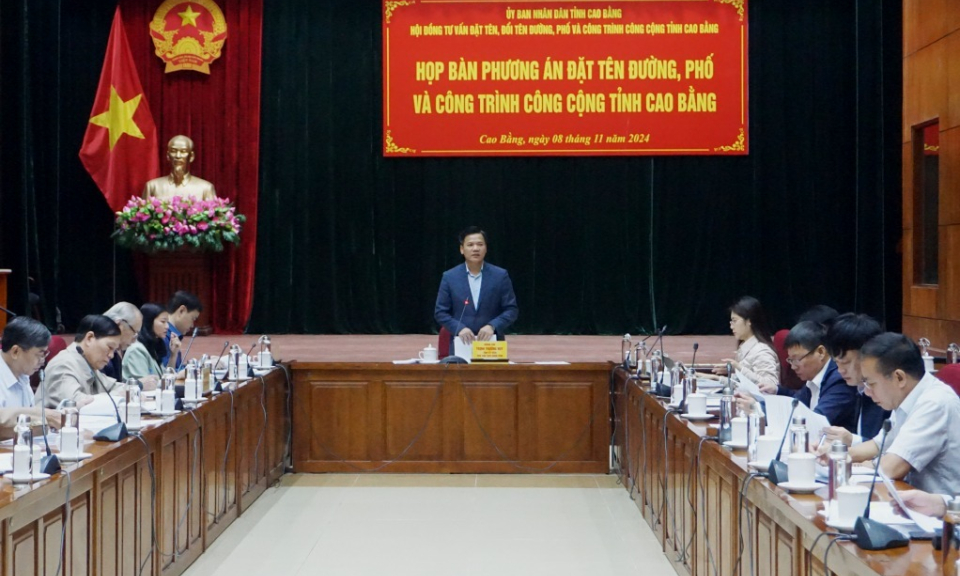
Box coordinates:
[182,474,678,576]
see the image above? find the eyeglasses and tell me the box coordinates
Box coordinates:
[786,349,816,367]
[119,319,136,333]
[26,347,50,361]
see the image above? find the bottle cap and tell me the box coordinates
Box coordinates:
[792,415,806,426]
[949,496,960,512]
[830,441,848,454]
[62,400,77,409]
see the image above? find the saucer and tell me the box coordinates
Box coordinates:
[819,508,857,532]
[126,423,145,433]
[183,396,209,403]
[723,440,749,449]
[57,452,92,463]
[150,409,181,417]
[748,461,770,472]
[681,413,715,421]
[5,471,51,483]
[777,480,821,493]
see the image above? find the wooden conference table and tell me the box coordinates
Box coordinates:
[611,366,944,576]
[0,367,289,576]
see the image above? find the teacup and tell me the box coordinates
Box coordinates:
[836,485,871,524]
[755,435,781,463]
[686,393,707,416]
[731,417,748,445]
[787,452,817,485]
[419,345,438,363]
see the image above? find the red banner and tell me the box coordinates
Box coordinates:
[383,0,748,156]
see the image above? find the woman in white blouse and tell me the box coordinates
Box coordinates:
[709,295,781,393]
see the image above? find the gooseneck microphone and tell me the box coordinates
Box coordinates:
[213,340,231,392]
[37,369,61,474]
[0,303,17,317]
[177,327,200,370]
[766,398,799,485]
[691,342,699,371]
[89,362,129,442]
[854,420,908,550]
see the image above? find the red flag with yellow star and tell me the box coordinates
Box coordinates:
[80,6,159,213]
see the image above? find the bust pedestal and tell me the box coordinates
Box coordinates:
[138,252,213,334]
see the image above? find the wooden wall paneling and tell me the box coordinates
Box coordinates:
[532,381,593,462]
[238,380,270,510]
[903,0,949,56]
[940,128,960,224]
[264,370,290,482]
[946,33,960,130]
[908,285,938,319]
[903,35,946,137]
[939,225,960,320]
[40,509,63,576]
[307,379,372,465]
[10,520,36,576]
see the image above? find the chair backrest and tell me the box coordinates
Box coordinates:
[47,335,69,363]
[936,363,960,396]
[773,329,805,391]
[438,327,451,358]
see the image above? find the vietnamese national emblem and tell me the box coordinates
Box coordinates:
[149,0,228,74]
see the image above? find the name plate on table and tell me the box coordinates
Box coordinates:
[472,341,508,362]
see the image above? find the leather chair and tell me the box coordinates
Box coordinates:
[438,327,451,358]
[773,329,805,391]
[936,363,960,397]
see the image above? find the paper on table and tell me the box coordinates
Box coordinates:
[453,335,498,364]
[880,470,941,532]
[735,370,765,402]
[762,395,795,439]
[793,400,831,438]
[79,394,123,417]
[392,358,420,365]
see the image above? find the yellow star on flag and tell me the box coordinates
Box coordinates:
[179,5,201,27]
[88,86,146,150]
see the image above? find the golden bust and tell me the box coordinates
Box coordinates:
[142,135,216,201]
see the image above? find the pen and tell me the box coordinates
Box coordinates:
[816,433,827,451]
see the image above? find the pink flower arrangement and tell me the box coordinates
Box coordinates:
[112,195,246,253]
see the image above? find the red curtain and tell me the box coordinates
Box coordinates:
[119,0,262,332]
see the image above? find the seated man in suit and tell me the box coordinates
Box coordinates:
[434,226,519,353]
[819,313,889,446]
[776,321,859,432]
[161,290,203,369]
[0,317,62,435]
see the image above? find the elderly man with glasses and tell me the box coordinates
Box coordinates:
[848,333,960,495]
[102,302,143,380]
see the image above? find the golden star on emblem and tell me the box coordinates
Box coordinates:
[88,86,146,150]
[178,5,201,27]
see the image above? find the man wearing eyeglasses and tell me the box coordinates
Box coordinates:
[102,302,143,381]
[775,320,859,432]
[0,317,62,436]
[848,333,960,495]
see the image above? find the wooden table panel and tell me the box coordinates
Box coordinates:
[0,367,289,576]
[292,363,610,474]
[611,367,948,576]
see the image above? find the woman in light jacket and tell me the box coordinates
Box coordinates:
[122,303,167,389]
[710,295,781,393]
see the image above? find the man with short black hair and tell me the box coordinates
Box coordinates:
[0,317,61,435]
[776,320,858,432]
[162,291,203,369]
[820,313,889,444]
[848,333,960,495]
[435,226,518,353]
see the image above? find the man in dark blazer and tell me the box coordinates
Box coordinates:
[777,320,859,433]
[434,226,518,353]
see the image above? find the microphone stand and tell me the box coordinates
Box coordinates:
[89,363,129,442]
[177,327,199,370]
[766,398,799,485]
[853,420,908,550]
[212,341,230,392]
[37,369,61,474]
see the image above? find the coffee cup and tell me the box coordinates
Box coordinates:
[755,435,781,463]
[787,452,816,485]
[419,345,438,363]
[671,384,684,406]
[60,427,80,458]
[686,393,707,416]
[731,416,748,445]
[836,485,871,524]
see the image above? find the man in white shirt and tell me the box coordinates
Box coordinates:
[849,333,960,496]
[0,317,62,436]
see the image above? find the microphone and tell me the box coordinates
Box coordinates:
[442,299,471,364]
[766,398,799,485]
[213,340,230,392]
[854,420,908,550]
[0,303,17,317]
[90,367,129,442]
[177,327,200,370]
[37,369,60,474]
[691,342,699,371]
[651,325,670,397]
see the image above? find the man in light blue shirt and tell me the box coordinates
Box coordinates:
[0,317,61,434]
